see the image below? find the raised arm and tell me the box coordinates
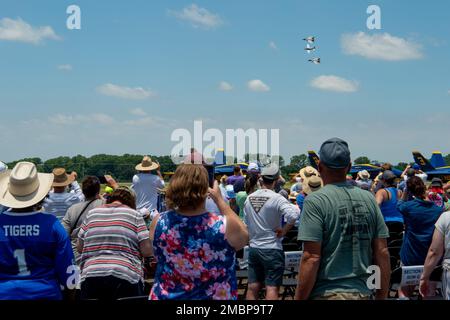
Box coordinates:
[209,181,249,251]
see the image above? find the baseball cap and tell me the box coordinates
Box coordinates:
[381,170,396,181]
[431,178,443,188]
[406,168,416,177]
[261,164,280,181]
[412,164,420,171]
[319,138,351,169]
[225,185,236,199]
[247,162,260,173]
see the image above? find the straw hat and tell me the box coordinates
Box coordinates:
[52,168,75,187]
[299,166,319,181]
[357,170,370,180]
[136,156,160,171]
[0,162,53,209]
[302,175,323,195]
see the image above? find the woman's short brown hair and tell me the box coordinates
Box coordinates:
[107,187,137,210]
[165,164,209,211]
[407,176,426,199]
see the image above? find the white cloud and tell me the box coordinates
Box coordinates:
[170,4,223,29]
[62,114,113,125]
[0,17,60,44]
[130,108,148,116]
[48,113,115,126]
[97,83,155,100]
[219,81,233,91]
[269,41,278,50]
[124,117,158,126]
[57,64,72,71]
[248,80,270,92]
[341,32,423,61]
[311,75,359,93]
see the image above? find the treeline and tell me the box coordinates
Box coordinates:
[6,155,177,182]
[6,153,450,182]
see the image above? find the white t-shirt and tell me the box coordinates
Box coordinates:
[435,211,450,262]
[244,188,300,250]
[404,173,428,183]
[131,173,165,211]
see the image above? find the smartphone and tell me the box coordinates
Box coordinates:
[97,175,108,184]
[204,165,215,188]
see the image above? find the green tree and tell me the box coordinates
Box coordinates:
[395,162,409,171]
[290,154,309,170]
[445,154,450,166]
[7,157,43,171]
[354,156,371,165]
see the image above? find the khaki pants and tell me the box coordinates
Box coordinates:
[313,292,371,300]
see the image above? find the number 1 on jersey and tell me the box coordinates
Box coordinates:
[14,249,31,276]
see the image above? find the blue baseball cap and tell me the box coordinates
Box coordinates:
[319,138,351,169]
[412,164,420,170]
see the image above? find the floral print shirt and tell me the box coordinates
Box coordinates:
[150,210,238,300]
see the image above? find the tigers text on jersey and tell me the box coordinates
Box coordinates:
[0,211,75,300]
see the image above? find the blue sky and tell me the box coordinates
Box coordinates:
[0,0,449,163]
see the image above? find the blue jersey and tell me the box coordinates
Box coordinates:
[0,211,75,300]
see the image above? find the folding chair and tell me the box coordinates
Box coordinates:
[281,251,303,300]
[387,240,403,266]
[389,267,403,298]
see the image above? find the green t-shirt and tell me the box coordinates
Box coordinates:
[298,182,389,298]
[236,191,248,219]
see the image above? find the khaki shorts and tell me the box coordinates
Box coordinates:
[313,292,372,300]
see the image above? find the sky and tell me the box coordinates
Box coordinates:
[0,0,449,164]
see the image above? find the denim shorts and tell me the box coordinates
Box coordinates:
[248,247,285,287]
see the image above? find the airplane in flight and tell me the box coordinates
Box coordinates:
[303,36,315,43]
[308,58,320,64]
[307,151,403,179]
[412,151,450,182]
[305,43,316,53]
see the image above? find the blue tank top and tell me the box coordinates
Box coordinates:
[150,210,237,300]
[380,188,404,223]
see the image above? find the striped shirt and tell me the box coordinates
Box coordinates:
[78,203,149,284]
[43,181,85,221]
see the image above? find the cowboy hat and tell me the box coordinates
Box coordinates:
[302,175,323,195]
[52,168,75,187]
[357,170,370,180]
[0,162,53,209]
[299,166,319,181]
[136,156,160,171]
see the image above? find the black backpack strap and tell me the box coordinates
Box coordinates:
[71,199,97,234]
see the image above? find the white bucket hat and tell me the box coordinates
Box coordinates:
[357,170,371,180]
[0,162,53,209]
